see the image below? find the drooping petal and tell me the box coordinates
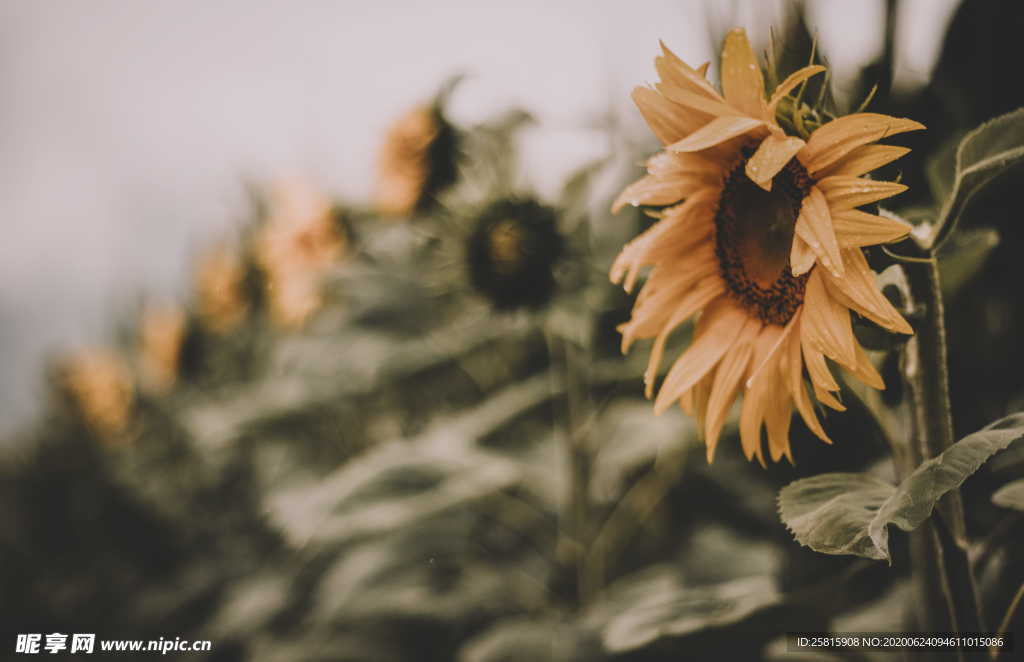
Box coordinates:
[767,65,826,114]
[643,278,726,397]
[653,299,753,414]
[846,342,885,390]
[739,325,785,464]
[832,209,912,247]
[793,187,844,277]
[800,334,845,411]
[720,28,767,120]
[745,133,806,190]
[820,247,913,334]
[703,320,761,461]
[782,312,832,444]
[813,144,911,178]
[800,113,925,173]
[764,385,794,463]
[801,270,856,368]
[816,175,908,212]
[667,116,764,153]
[645,150,723,179]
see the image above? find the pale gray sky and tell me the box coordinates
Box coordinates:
[0,0,957,435]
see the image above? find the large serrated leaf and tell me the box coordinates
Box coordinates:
[992,479,1024,511]
[931,107,1024,249]
[779,413,1024,561]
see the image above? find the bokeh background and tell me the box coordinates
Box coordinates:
[0,0,958,437]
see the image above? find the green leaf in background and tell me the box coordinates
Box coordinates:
[992,479,1024,511]
[779,413,1024,561]
[929,107,1024,250]
[585,566,780,654]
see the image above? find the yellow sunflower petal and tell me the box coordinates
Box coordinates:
[794,187,844,277]
[611,173,715,212]
[720,28,767,120]
[801,113,925,173]
[657,82,740,119]
[654,298,752,414]
[668,116,765,153]
[767,65,826,114]
[832,209,912,247]
[790,235,817,276]
[643,277,726,398]
[816,175,908,212]
[703,321,760,461]
[783,314,832,444]
[847,342,885,390]
[658,40,723,100]
[746,133,806,190]
[801,336,845,411]
[765,385,794,463]
[739,326,784,463]
[632,87,704,145]
[821,247,913,334]
[802,270,856,367]
[813,144,911,178]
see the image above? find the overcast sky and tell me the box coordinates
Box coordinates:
[0,0,958,437]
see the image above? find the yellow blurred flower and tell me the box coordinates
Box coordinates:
[373,104,442,216]
[195,242,249,334]
[612,29,923,464]
[137,302,187,392]
[255,178,347,328]
[57,350,134,440]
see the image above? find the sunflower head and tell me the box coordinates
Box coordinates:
[374,103,458,217]
[54,350,134,441]
[137,302,187,393]
[195,242,250,334]
[254,178,348,328]
[611,29,924,464]
[467,198,564,310]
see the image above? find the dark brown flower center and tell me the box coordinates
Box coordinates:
[714,148,813,325]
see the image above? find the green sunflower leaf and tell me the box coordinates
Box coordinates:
[779,413,1024,561]
[930,107,1024,250]
[992,479,1024,511]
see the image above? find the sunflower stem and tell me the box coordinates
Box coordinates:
[545,328,594,607]
[901,255,985,660]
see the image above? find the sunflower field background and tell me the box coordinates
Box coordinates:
[2,2,1024,661]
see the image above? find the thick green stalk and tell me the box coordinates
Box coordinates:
[901,256,984,659]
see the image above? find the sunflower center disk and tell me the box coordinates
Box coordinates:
[714,153,813,326]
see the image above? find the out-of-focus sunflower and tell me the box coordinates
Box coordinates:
[56,350,134,440]
[373,104,456,217]
[466,199,564,310]
[611,29,923,464]
[195,242,249,334]
[137,302,186,392]
[254,178,348,328]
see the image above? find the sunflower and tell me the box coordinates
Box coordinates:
[195,242,249,334]
[466,198,564,310]
[56,350,134,440]
[255,178,347,328]
[137,302,187,392]
[373,104,456,217]
[611,29,923,464]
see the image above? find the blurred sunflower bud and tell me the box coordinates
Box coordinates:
[55,350,134,440]
[137,302,187,392]
[195,242,250,334]
[254,178,348,328]
[373,103,457,217]
[466,198,564,310]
